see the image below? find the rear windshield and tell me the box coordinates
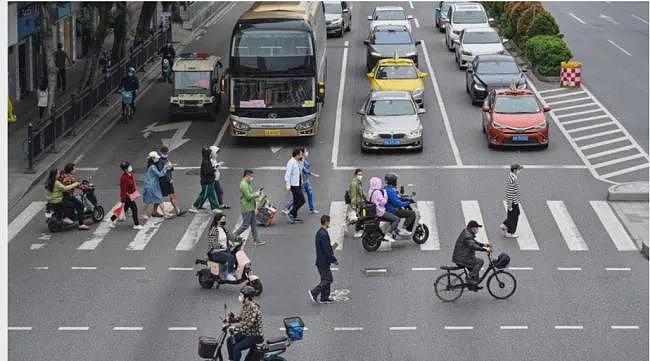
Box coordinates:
[368,99,416,116]
[324,3,342,14]
[376,66,418,79]
[494,96,540,114]
[464,31,500,44]
[477,60,519,74]
[453,10,488,24]
[374,30,412,45]
[374,10,406,21]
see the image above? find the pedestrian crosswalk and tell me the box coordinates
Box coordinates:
[8,199,640,254]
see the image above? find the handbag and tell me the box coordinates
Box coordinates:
[129,189,141,201]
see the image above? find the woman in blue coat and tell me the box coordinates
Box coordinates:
[142,151,170,220]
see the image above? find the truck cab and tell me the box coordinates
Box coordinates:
[169,52,223,121]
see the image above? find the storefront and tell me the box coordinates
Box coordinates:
[10,2,41,101]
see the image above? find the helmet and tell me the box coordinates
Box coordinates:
[148,151,160,159]
[384,173,398,187]
[119,161,130,170]
[240,285,257,297]
[128,67,136,74]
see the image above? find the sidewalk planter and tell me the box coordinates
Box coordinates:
[560,61,582,87]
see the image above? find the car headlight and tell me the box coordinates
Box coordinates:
[473,81,486,91]
[461,50,472,56]
[411,88,424,98]
[295,119,315,130]
[331,18,342,24]
[363,129,378,138]
[231,120,251,131]
[404,51,417,57]
[408,128,422,137]
[370,51,382,57]
[533,120,547,129]
[492,121,506,129]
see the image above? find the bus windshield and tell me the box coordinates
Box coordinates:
[232,29,314,57]
[233,78,315,109]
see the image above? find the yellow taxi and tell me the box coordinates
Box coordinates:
[367,58,427,107]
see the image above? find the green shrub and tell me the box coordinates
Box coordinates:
[523,35,572,76]
[483,2,507,20]
[498,13,514,39]
[527,11,560,37]
[516,5,544,39]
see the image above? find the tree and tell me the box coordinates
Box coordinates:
[78,2,113,92]
[39,2,57,119]
[111,2,128,64]
[134,2,157,46]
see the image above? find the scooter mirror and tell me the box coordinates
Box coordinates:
[400,185,404,194]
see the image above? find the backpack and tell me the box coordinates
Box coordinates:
[344,190,351,205]
[358,190,380,218]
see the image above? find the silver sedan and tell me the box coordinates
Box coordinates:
[358,91,425,152]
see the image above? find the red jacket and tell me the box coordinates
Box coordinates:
[120,172,137,202]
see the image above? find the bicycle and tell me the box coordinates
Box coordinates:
[434,249,516,302]
[121,90,135,123]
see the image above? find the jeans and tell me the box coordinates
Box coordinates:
[208,249,236,274]
[393,208,416,231]
[380,212,400,233]
[227,334,263,361]
[56,67,66,90]
[457,257,484,282]
[289,185,305,218]
[193,183,219,210]
[61,196,84,225]
[311,266,333,301]
[233,211,259,242]
[503,203,520,233]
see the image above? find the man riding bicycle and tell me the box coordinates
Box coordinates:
[121,67,139,113]
[452,220,491,289]
[384,173,415,237]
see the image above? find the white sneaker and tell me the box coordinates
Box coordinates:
[109,221,116,229]
[499,223,507,236]
[62,217,74,225]
[133,225,145,230]
[188,207,199,213]
[353,230,363,238]
[225,273,237,282]
[397,228,412,237]
[505,232,519,238]
[384,233,395,242]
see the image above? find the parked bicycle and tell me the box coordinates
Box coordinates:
[434,250,516,302]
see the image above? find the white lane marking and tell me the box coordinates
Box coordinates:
[500,325,528,330]
[546,96,592,106]
[562,114,609,126]
[631,14,649,24]
[168,327,198,331]
[75,167,99,171]
[334,327,364,331]
[32,266,49,270]
[175,212,213,251]
[78,202,122,250]
[461,201,487,242]
[540,89,581,98]
[599,163,650,179]
[127,217,164,250]
[555,108,603,119]
[590,201,638,251]
[508,267,533,271]
[366,269,388,274]
[334,164,587,170]
[389,326,417,331]
[120,267,146,271]
[414,18,420,28]
[555,325,583,330]
[547,201,589,251]
[71,266,97,270]
[408,1,414,9]
[8,327,32,331]
[418,201,439,250]
[330,40,349,168]
[113,326,143,331]
[169,267,194,271]
[606,267,631,271]
[552,103,597,112]
[412,267,437,271]
[329,201,347,251]
[30,243,47,250]
[600,14,619,25]
[574,129,622,142]
[592,154,645,169]
[502,202,539,250]
[568,13,586,24]
[421,40,462,165]
[557,267,582,271]
[586,145,638,160]
[611,325,639,329]
[579,136,628,151]
[58,326,90,331]
[608,39,632,56]
[444,326,474,330]
[8,201,46,243]
[567,121,615,134]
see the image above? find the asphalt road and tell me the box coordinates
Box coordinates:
[8,2,648,361]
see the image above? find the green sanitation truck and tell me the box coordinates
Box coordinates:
[169,52,224,121]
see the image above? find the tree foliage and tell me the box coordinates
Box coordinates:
[527,11,560,37]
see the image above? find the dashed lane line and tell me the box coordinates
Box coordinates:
[411,267,437,271]
[608,39,632,56]
[8,327,32,331]
[58,326,90,331]
[606,267,631,271]
[389,326,417,331]
[500,325,528,330]
[590,201,638,251]
[169,267,194,271]
[113,327,143,331]
[32,266,49,270]
[557,267,582,271]
[554,325,583,330]
[334,327,364,331]
[8,201,45,243]
[168,327,198,331]
[508,267,534,271]
[568,12,586,24]
[611,325,640,330]
[120,267,146,271]
[631,14,649,24]
[444,326,474,330]
[71,266,97,270]
[330,40,349,168]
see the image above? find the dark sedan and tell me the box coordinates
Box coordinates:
[465,54,527,105]
[364,25,421,72]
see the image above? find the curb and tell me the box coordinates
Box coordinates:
[607,182,650,202]
[642,240,649,259]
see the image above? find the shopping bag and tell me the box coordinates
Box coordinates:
[128,190,141,201]
[112,203,125,220]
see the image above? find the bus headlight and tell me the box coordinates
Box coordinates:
[295,119,315,130]
[231,120,251,131]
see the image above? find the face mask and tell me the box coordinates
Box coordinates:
[357,175,363,181]
[161,153,168,158]
[304,152,309,158]
[219,220,226,226]
[238,294,245,303]
[128,72,134,77]
[127,166,133,173]
[249,177,254,182]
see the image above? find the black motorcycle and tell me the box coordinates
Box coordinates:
[45,180,104,232]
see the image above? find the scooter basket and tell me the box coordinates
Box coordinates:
[198,336,219,358]
[283,317,304,341]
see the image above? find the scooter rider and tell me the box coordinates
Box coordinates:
[45,169,88,230]
[369,177,399,236]
[207,213,238,282]
[159,42,176,66]
[227,286,264,361]
[384,173,415,237]
[452,220,491,288]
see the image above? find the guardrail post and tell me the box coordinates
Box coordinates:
[69,92,78,137]
[25,122,35,173]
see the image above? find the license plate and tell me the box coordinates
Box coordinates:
[383,139,401,145]
[264,129,282,136]
[512,135,529,142]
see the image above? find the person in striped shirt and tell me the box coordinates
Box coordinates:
[500,164,523,238]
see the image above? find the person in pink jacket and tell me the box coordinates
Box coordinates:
[368,176,399,234]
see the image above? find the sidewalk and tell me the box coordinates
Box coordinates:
[608,182,649,259]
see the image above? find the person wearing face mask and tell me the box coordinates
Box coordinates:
[110,162,144,229]
[227,286,264,361]
[209,145,230,209]
[284,148,306,223]
[346,169,367,238]
[233,170,266,246]
[121,67,140,112]
[156,146,186,216]
[452,220,491,289]
[500,163,523,238]
[206,213,237,281]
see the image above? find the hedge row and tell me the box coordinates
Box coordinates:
[483,2,571,76]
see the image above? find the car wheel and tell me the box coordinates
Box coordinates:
[415,145,423,153]
[361,144,369,153]
[439,24,446,33]
[339,26,345,37]
[346,20,351,32]
[481,119,486,133]
[541,142,549,149]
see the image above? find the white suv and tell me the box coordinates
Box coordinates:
[444,3,493,51]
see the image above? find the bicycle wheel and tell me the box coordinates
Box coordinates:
[434,273,464,302]
[487,270,517,299]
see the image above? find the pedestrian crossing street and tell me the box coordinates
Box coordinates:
[8,199,638,254]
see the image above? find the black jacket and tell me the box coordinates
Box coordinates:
[452,228,487,265]
[199,148,216,185]
[122,75,139,92]
[315,227,337,268]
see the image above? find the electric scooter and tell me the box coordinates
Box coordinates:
[45,180,105,233]
[195,242,263,295]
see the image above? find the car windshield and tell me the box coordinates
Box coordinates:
[477,60,519,74]
[374,10,406,21]
[324,3,342,14]
[494,96,540,114]
[453,10,488,24]
[374,30,412,44]
[464,31,500,44]
[376,65,418,79]
[174,71,211,93]
[368,99,416,116]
